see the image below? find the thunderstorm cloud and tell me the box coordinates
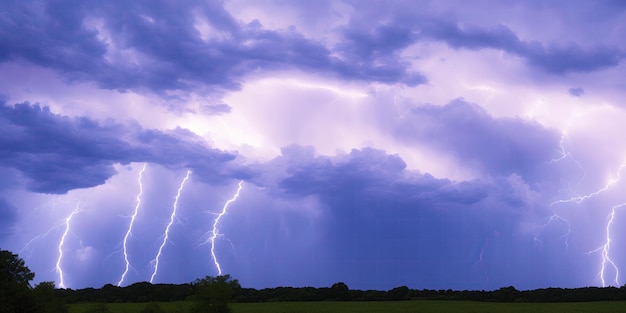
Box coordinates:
[0,0,625,291]
[0,101,236,193]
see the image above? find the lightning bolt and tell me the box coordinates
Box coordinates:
[20,225,61,259]
[550,150,626,286]
[550,129,586,186]
[533,214,572,248]
[550,162,626,207]
[535,103,626,287]
[548,109,624,208]
[56,203,81,289]
[206,180,243,275]
[532,130,581,248]
[472,238,490,284]
[586,203,626,287]
[117,163,147,287]
[20,196,82,259]
[150,170,191,283]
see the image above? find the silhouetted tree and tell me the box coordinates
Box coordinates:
[33,281,68,313]
[491,286,519,302]
[0,249,36,313]
[330,282,350,300]
[190,275,240,313]
[388,286,410,300]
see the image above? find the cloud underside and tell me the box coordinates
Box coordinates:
[0,1,621,96]
[0,96,558,208]
[0,102,235,193]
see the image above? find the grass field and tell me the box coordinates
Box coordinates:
[68,300,626,313]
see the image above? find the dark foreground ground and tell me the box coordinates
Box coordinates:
[68,300,626,313]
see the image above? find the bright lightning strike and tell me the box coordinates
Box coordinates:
[150,170,191,283]
[56,203,81,289]
[587,203,626,287]
[20,197,83,259]
[208,181,243,275]
[550,162,626,207]
[550,147,626,286]
[117,163,147,287]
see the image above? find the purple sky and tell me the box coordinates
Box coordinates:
[1,0,626,291]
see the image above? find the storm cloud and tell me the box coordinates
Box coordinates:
[0,0,624,291]
[0,101,235,193]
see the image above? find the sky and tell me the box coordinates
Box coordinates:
[1,0,626,292]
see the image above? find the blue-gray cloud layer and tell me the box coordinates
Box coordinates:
[244,144,577,289]
[0,101,235,193]
[341,1,624,73]
[418,19,623,74]
[0,99,576,290]
[0,0,426,93]
[395,100,560,181]
[2,0,622,97]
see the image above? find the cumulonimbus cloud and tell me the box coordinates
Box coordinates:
[0,101,236,193]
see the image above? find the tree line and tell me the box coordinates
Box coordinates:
[57,281,626,304]
[5,247,626,311]
[1,249,237,313]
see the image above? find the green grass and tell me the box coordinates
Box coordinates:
[68,302,190,313]
[68,300,626,313]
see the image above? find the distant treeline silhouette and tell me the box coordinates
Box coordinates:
[56,282,626,303]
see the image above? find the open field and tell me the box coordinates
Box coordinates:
[69,300,626,313]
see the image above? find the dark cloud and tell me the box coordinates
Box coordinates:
[274,145,490,209]
[0,198,16,237]
[418,17,624,73]
[521,42,623,74]
[2,0,615,98]
[255,145,552,289]
[336,22,427,86]
[395,99,560,180]
[421,20,522,51]
[339,7,623,75]
[341,23,417,58]
[272,146,543,218]
[0,1,111,87]
[0,101,236,193]
[568,87,585,97]
[201,104,232,115]
[0,0,426,95]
